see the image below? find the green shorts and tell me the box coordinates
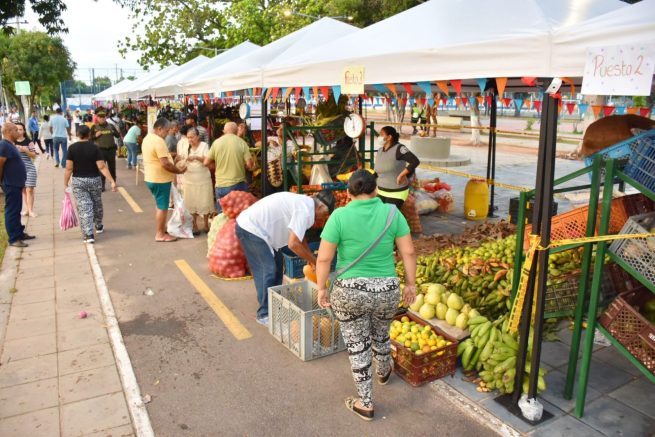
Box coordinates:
[146,182,172,210]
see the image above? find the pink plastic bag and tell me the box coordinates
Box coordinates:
[59,191,78,231]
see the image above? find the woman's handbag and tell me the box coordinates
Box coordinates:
[324,205,397,313]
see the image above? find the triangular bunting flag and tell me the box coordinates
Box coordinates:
[416,81,433,104]
[294,87,301,99]
[602,105,614,117]
[514,98,524,111]
[332,85,342,103]
[320,86,330,101]
[496,77,508,96]
[578,103,588,115]
[566,102,576,115]
[440,97,448,106]
[271,87,280,101]
[502,97,511,107]
[284,87,293,100]
[462,97,469,107]
[615,105,626,115]
[455,97,461,108]
[402,83,413,95]
[477,96,484,105]
[534,100,542,112]
[312,86,319,100]
[279,88,287,100]
[626,106,639,115]
[486,95,493,107]
[450,80,462,96]
[302,87,310,100]
[591,105,602,118]
[639,107,652,117]
[476,79,487,92]
[386,84,398,96]
[521,77,537,87]
[436,80,449,96]
[373,84,388,94]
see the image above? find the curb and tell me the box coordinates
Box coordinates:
[86,243,155,437]
[431,379,522,437]
[0,244,21,357]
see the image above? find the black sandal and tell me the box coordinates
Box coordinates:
[378,367,393,385]
[344,397,374,421]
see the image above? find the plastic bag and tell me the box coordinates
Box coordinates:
[414,189,439,215]
[59,191,78,231]
[309,163,332,186]
[208,219,249,278]
[518,394,543,421]
[166,185,194,239]
[433,189,455,213]
[207,213,229,257]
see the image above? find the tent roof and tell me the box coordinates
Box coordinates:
[152,41,260,97]
[139,55,209,95]
[263,0,630,87]
[94,79,132,100]
[552,0,655,78]
[113,64,179,100]
[183,18,358,94]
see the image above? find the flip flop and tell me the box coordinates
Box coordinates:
[155,235,177,243]
[344,397,374,421]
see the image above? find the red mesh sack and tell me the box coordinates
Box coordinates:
[208,219,249,278]
[219,191,258,219]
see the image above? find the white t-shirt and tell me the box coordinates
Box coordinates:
[236,192,315,253]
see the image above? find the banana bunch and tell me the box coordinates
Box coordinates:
[457,315,547,395]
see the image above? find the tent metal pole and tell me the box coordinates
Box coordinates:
[527,92,558,400]
[261,98,269,196]
[487,89,497,217]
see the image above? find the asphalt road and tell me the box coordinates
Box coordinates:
[91,161,494,437]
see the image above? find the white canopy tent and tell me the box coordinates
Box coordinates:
[136,55,210,97]
[552,0,655,77]
[93,79,133,101]
[182,18,358,94]
[114,64,180,101]
[150,42,261,97]
[262,0,634,88]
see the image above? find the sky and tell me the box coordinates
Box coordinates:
[23,0,148,84]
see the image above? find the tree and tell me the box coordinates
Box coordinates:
[0,30,75,115]
[118,0,422,69]
[1,0,67,34]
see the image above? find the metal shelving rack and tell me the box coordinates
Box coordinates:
[564,157,655,417]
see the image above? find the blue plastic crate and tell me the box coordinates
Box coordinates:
[624,130,655,194]
[282,242,337,278]
[321,182,348,191]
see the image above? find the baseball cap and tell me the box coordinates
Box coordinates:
[315,190,336,214]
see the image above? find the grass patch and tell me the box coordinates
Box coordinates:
[0,199,6,266]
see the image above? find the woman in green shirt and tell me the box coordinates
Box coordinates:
[316,170,417,421]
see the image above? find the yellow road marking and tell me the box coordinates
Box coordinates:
[175,259,252,340]
[118,187,143,213]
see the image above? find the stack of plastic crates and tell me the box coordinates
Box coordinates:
[624,129,655,194]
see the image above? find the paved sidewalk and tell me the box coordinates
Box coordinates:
[0,159,138,436]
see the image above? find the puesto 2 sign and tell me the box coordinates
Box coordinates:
[341,66,365,95]
[582,45,654,96]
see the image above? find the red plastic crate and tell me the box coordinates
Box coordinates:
[524,199,629,250]
[599,288,655,376]
[390,313,457,386]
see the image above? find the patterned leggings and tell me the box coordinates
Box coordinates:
[71,176,103,237]
[331,277,400,409]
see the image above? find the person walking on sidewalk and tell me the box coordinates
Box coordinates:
[40,114,54,159]
[204,122,253,213]
[315,170,417,421]
[142,117,186,243]
[50,108,71,168]
[123,122,142,170]
[0,122,35,248]
[90,111,121,191]
[28,111,42,152]
[64,125,117,244]
[14,122,38,218]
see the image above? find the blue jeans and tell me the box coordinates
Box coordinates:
[53,137,68,165]
[125,142,138,167]
[215,181,248,214]
[2,184,25,243]
[235,224,283,319]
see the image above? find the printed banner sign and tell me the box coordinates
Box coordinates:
[582,45,654,96]
[341,66,365,95]
[15,81,30,96]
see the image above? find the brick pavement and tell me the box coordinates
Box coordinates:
[0,158,136,437]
